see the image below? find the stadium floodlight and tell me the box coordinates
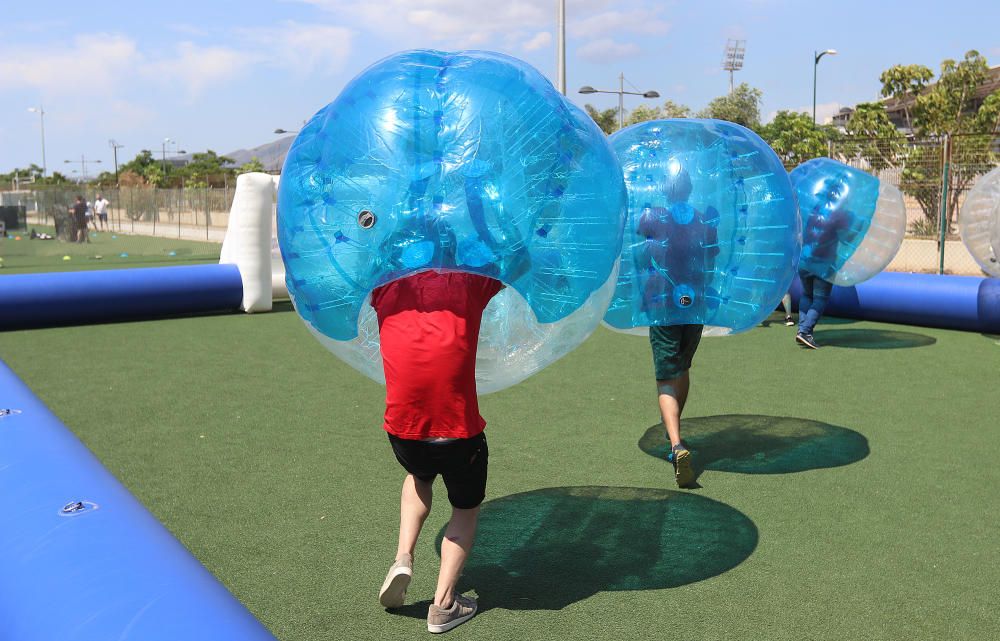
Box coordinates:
[722,39,747,94]
[27,106,47,176]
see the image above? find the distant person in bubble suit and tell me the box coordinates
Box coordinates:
[796,178,866,350]
[371,209,504,634]
[636,164,719,488]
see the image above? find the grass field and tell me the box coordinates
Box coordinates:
[0,308,998,640]
[0,226,220,274]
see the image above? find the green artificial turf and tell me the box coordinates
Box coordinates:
[0,226,220,274]
[0,310,998,640]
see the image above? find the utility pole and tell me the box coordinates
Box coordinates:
[109,139,124,185]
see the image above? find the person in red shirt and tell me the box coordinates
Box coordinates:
[372,269,502,634]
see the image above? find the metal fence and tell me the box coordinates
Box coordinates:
[3,142,998,275]
[1,186,239,242]
[830,133,998,275]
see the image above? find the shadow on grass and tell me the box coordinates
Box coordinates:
[639,414,869,476]
[812,328,936,349]
[423,486,757,613]
[760,314,855,328]
[815,315,858,326]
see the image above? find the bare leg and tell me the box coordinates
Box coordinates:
[657,371,691,447]
[397,474,433,560]
[435,506,480,608]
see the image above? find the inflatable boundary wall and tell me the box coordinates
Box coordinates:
[790,272,1000,333]
[0,360,278,640]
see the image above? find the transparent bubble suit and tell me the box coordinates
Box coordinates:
[791,157,906,287]
[603,119,801,335]
[277,50,626,392]
[959,166,1000,277]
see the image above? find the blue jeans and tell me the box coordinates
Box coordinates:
[798,271,833,335]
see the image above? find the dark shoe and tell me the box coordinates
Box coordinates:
[427,594,477,633]
[796,333,819,349]
[784,315,795,326]
[378,554,412,609]
[667,443,695,488]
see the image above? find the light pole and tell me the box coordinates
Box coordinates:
[109,139,124,185]
[813,49,838,126]
[579,73,660,131]
[557,0,566,95]
[64,155,102,183]
[161,137,172,173]
[27,105,47,177]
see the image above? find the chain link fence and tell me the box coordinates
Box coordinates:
[3,145,998,275]
[830,133,998,275]
[2,186,237,241]
[1,186,237,273]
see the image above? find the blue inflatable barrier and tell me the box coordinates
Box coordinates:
[790,271,1000,333]
[0,264,243,330]
[0,359,277,641]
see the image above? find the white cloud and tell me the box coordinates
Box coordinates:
[291,0,551,49]
[570,9,670,39]
[239,22,354,75]
[167,23,210,37]
[577,38,641,63]
[293,0,665,52]
[0,34,138,93]
[522,31,552,52]
[145,42,253,97]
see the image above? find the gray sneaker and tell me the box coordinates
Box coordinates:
[796,332,820,349]
[427,594,478,633]
[378,554,412,609]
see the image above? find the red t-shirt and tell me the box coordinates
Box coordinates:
[370,270,503,440]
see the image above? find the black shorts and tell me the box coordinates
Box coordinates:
[387,432,488,509]
[649,324,703,381]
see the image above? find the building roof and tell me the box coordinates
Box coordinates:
[831,65,999,132]
[882,65,1000,116]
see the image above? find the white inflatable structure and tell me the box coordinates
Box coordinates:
[219,172,287,311]
[959,166,1000,277]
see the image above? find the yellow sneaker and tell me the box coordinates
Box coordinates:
[668,444,694,488]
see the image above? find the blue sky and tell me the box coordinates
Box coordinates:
[2,0,998,175]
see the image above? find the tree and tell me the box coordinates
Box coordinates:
[0,164,44,189]
[93,171,118,187]
[867,50,1000,233]
[585,104,619,135]
[661,100,692,119]
[238,157,266,174]
[35,172,71,186]
[118,170,146,187]
[144,164,165,188]
[841,102,905,172]
[119,150,157,177]
[879,64,934,133]
[177,150,235,188]
[626,104,661,126]
[697,83,762,129]
[759,111,837,168]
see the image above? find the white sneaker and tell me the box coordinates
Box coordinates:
[378,555,412,608]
